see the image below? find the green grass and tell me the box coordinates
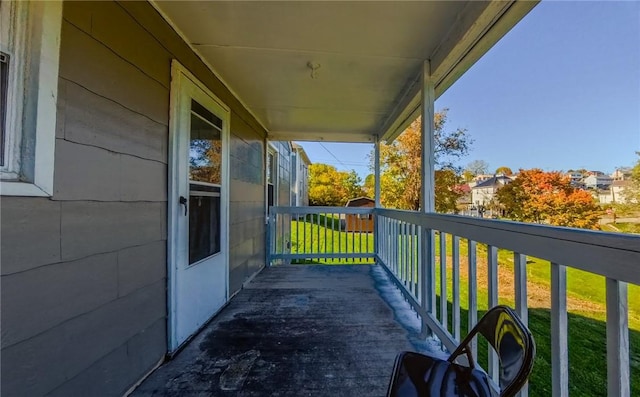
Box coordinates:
[286,219,639,395]
[289,214,375,264]
[433,237,639,396]
[615,222,640,234]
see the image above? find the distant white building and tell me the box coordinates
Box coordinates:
[584,174,613,189]
[471,174,513,206]
[567,171,584,184]
[597,180,631,204]
[611,168,632,181]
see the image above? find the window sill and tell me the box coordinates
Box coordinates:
[0,180,52,197]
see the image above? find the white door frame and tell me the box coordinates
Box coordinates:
[167,60,230,352]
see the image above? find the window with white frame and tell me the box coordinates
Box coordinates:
[0,1,62,196]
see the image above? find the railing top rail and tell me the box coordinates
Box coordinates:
[270,206,375,215]
[375,208,640,285]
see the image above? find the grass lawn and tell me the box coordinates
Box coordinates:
[287,219,639,396]
[602,222,640,234]
[289,214,375,264]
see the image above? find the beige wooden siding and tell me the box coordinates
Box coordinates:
[1,1,267,396]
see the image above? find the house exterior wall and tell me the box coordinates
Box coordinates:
[471,186,496,205]
[291,146,310,207]
[584,174,613,189]
[1,1,267,396]
[272,141,293,207]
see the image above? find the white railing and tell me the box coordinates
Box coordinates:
[267,206,640,396]
[267,206,375,264]
[376,208,639,397]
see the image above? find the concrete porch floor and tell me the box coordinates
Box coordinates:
[132,265,422,396]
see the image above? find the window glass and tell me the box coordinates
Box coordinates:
[189,185,221,264]
[188,100,222,264]
[189,99,222,185]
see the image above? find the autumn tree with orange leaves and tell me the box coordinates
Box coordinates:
[496,169,602,229]
[375,109,471,212]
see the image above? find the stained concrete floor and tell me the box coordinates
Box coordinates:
[132,265,419,397]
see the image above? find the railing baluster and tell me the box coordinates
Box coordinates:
[440,232,447,330]
[551,262,569,397]
[514,253,528,325]
[424,229,436,319]
[514,252,529,397]
[488,245,499,382]
[279,213,283,256]
[468,239,477,359]
[403,222,408,286]
[323,211,327,262]
[409,224,415,296]
[413,224,418,295]
[452,235,460,341]
[394,220,399,274]
[606,278,630,397]
[347,216,358,263]
[303,212,307,261]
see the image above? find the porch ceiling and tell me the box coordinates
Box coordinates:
[153,1,537,143]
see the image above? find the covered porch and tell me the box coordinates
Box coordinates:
[4,0,637,396]
[133,265,427,396]
[148,0,637,396]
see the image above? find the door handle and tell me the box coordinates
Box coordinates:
[179,196,188,216]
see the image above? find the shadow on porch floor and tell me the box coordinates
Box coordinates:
[132,265,425,396]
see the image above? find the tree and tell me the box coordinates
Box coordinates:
[363,174,375,198]
[435,169,464,213]
[308,164,364,206]
[341,170,364,200]
[496,168,602,229]
[621,152,640,207]
[495,166,513,176]
[374,109,471,211]
[466,160,489,176]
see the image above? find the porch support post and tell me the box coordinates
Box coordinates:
[420,60,436,336]
[374,135,381,261]
[374,135,381,208]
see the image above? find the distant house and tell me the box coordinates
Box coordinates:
[584,174,613,190]
[345,197,374,233]
[471,174,513,206]
[611,168,632,181]
[598,180,631,204]
[291,143,311,207]
[468,174,493,188]
[566,171,584,187]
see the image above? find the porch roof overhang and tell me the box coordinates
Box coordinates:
[153,1,538,143]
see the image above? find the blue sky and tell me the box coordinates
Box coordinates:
[298,1,640,180]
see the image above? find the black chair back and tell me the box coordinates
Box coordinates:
[448,305,535,396]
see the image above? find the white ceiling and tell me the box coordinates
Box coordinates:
[154,1,536,142]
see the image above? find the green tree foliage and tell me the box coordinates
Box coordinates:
[496,169,602,229]
[363,174,375,198]
[375,109,471,211]
[308,164,363,206]
[435,169,465,213]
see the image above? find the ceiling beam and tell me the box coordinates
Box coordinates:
[268,131,376,143]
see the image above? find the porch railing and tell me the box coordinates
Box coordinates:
[267,206,640,396]
[267,206,375,264]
